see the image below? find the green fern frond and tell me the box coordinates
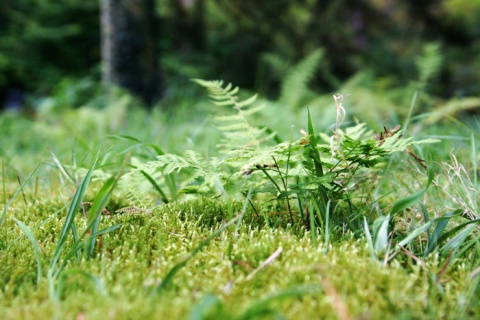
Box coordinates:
[193,79,273,155]
[136,151,226,195]
[416,42,442,86]
[279,49,324,108]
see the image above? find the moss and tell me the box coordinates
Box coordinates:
[0,198,477,319]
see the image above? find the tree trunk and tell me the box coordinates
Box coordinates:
[101,0,161,108]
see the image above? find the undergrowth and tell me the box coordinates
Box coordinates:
[1,46,479,318]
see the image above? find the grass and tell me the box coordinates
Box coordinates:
[1,198,478,319]
[1,81,479,319]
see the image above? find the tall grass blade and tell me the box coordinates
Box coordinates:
[50,154,99,273]
[390,164,433,215]
[306,108,324,178]
[51,153,76,184]
[1,163,41,225]
[58,269,107,297]
[375,215,390,254]
[56,224,122,274]
[364,217,375,259]
[425,210,461,256]
[436,218,480,245]
[83,155,128,257]
[12,217,43,285]
[139,170,169,203]
[84,176,116,256]
[441,224,476,254]
[396,221,433,248]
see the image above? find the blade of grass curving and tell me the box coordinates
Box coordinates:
[151,214,243,297]
[84,155,128,257]
[50,152,76,184]
[257,165,282,194]
[324,200,331,254]
[237,285,320,320]
[453,238,477,262]
[58,269,107,298]
[374,215,391,254]
[309,200,318,247]
[126,162,169,202]
[396,221,433,249]
[441,224,476,255]
[1,162,41,225]
[306,108,324,178]
[165,174,179,201]
[436,218,480,245]
[108,134,166,157]
[403,90,418,133]
[84,176,116,257]
[390,162,434,215]
[49,154,99,273]
[364,217,375,259]
[56,223,122,277]
[188,294,221,320]
[306,108,332,216]
[425,210,461,257]
[12,217,43,285]
[139,170,169,203]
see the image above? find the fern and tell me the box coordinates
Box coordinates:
[133,80,436,226]
[279,49,324,108]
[416,42,442,87]
[138,151,226,195]
[192,79,275,156]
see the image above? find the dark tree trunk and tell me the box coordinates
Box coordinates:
[101,0,161,108]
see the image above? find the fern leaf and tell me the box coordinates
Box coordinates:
[416,42,442,85]
[279,49,324,108]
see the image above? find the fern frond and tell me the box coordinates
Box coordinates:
[279,49,324,108]
[416,42,442,86]
[194,79,273,155]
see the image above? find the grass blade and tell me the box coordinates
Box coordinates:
[83,155,128,257]
[441,224,476,254]
[12,217,43,285]
[375,215,390,254]
[1,163,41,225]
[49,154,99,274]
[306,108,324,178]
[396,221,433,249]
[139,170,169,203]
[425,210,461,256]
[364,217,375,259]
[390,163,434,215]
[58,269,107,297]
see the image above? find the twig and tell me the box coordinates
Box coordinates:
[246,247,283,281]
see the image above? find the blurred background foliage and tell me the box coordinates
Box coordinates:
[1,0,480,114]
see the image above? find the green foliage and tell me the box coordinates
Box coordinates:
[0,0,99,93]
[1,78,479,319]
[136,80,437,238]
[279,49,324,108]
